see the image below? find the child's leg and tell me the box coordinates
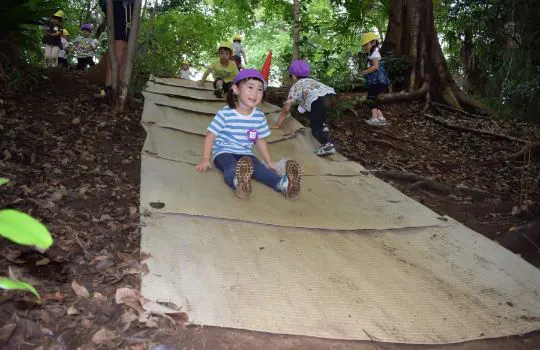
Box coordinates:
[366,85,379,119]
[51,46,60,67]
[45,45,53,67]
[249,156,281,190]
[213,153,237,189]
[77,58,85,70]
[308,97,330,145]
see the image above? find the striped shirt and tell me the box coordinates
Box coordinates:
[208,106,271,160]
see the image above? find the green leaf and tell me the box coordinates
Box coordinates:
[0,277,41,301]
[0,178,8,186]
[0,209,52,249]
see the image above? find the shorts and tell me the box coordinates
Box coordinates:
[113,1,133,42]
[234,55,242,65]
[213,80,233,92]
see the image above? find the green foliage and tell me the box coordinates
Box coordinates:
[0,178,53,301]
[0,278,41,302]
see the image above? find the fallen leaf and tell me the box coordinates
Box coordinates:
[93,292,106,300]
[117,251,133,261]
[149,202,165,209]
[36,257,51,266]
[72,118,81,125]
[91,328,117,344]
[67,305,79,315]
[115,287,144,313]
[140,252,152,261]
[43,291,66,301]
[0,323,17,341]
[130,343,148,350]
[71,280,90,298]
[81,319,93,329]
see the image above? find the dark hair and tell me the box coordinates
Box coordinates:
[219,47,232,56]
[227,78,267,109]
[369,40,380,56]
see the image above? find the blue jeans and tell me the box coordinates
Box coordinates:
[214,153,281,191]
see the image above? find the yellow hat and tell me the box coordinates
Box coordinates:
[218,41,233,53]
[62,29,69,36]
[182,60,189,65]
[360,32,379,46]
[232,34,243,41]
[53,10,65,18]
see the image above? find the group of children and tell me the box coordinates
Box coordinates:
[196,31,390,200]
[43,10,99,69]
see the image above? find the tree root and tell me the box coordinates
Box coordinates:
[423,113,527,143]
[377,82,428,103]
[509,141,540,160]
[378,170,453,195]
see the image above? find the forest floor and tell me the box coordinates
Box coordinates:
[0,69,538,349]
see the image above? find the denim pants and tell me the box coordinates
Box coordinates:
[214,153,281,191]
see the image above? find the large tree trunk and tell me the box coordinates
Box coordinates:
[105,0,119,92]
[292,0,300,60]
[115,0,143,113]
[382,0,492,114]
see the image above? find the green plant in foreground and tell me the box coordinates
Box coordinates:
[0,177,53,302]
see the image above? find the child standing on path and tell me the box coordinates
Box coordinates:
[360,32,390,126]
[196,69,302,200]
[73,24,98,70]
[179,61,191,80]
[199,42,239,98]
[273,59,337,156]
[43,10,64,68]
[232,34,247,70]
[58,29,70,68]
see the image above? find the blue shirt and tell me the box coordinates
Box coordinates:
[207,106,271,160]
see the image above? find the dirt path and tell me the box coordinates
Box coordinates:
[0,71,538,348]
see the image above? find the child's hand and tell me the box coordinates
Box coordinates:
[196,158,211,172]
[266,161,277,172]
[270,123,281,129]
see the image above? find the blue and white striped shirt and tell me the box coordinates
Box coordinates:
[208,106,271,160]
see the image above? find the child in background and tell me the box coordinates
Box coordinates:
[43,10,64,68]
[58,29,70,68]
[232,34,247,70]
[199,42,239,98]
[196,69,302,200]
[73,23,98,70]
[360,32,390,126]
[179,61,191,80]
[273,59,337,156]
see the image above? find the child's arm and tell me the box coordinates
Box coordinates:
[255,139,276,171]
[199,67,213,86]
[362,58,380,75]
[272,100,293,129]
[196,132,216,172]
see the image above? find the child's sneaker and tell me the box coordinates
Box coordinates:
[278,160,302,200]
[365,117,386,126]
[315,143,336,156]
[322,123,330,133]
[234,156,254,199]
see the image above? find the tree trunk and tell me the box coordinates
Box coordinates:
[115,0,143,113]
[106,0,119,92]
[460,27,484,94]
[292,0,300,60]
[382,0,489,114]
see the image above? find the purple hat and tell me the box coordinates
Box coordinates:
[81,23,93,31]
[288,59,311,78]
[233,69,267,90]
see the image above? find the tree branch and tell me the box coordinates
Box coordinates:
[424,113,527,143]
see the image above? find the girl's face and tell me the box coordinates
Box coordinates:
[82,29,91,37]
[51,17,60,25]
[233,79,264,111]
[218,48,231,61]
[182,64,188,70]
[363,41,374,53]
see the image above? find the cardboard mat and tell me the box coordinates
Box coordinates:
[142,123,362,176]
[149,75,214,90]
[141,100,303,143]
[141,214,540,343]
[142,91,280,115]
[140,154,445,230]
[140,77,540,343]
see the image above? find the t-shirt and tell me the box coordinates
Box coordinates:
[73,36,98,58]
[367,48,382,68]
[207,106,271,159]
[43,22,63,47]
[209,59,239,83]
[232,42,244,57]
[180,69,190,80]
[286,78,336,113]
